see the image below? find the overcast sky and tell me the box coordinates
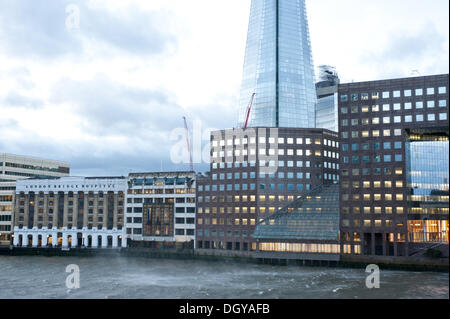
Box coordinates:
[0,0,448,176]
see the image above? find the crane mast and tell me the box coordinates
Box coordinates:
[243,93,256,129]
[182,116,194,172]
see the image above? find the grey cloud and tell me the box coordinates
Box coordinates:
[359,22,448,77]
[2,90,44,109]
[0,0,176,59]
[50,75,185,137]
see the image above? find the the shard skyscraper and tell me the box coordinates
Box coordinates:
[238,0,317,128]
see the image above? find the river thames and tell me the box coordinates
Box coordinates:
[0,256,448,299]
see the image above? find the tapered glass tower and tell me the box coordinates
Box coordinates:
[238,0,317,128]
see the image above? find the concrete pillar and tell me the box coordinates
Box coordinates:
[113,193,119,229]
[92,234,98,248]
[22,234,28,247]
[63,193,69,228]
[83,192,89,227]
[62,234,68,248]
[101,234,107,248]
[371,233,375,255]
[121,235,127,248]
[53,194,59,229]
[42,235,48,247]
[72,193,79,229]
[71,235,77,248]
[13,234,19,246]
[112,235,118,248]
[52,232,58,247]
[32,233,38,247]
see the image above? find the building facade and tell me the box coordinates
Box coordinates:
[237,0,317,128]
[125,172,196,248]
[13,177,127,249]
[196,127,339,254]
[0,154,70,245]
[338,74,449,259]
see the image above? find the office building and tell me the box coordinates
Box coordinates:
[338,74,449,259]
[0,154,70,245]
[237,0,317,128]
[125,172,196,248]
[13,176,127,249]
[196,127,339,254]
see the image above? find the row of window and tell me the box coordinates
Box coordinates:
[341,168,403,177]
[198,217,258,226]
[340,87,447,102]
[342,113,447,126]
[342,219,404,228]
[342,141,402,152]
[198,182,315,193]
[197,229,250,238]
[212,149,339,159]
[342,180,404,189]
[342,206,405,214]
[212,137,338,148]
[341,100,447,114]
[342,193,405,201]
[342,154,403,164]
[342,128,402,139]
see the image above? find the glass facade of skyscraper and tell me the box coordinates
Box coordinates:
[238,0,317,129]
[406,131,449,243]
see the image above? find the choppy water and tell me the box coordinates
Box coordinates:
[0,256,448,299]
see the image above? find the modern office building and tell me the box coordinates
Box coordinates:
[316,65,340,132]
[196,127,339,254]
[338,74,449,260]
[125,172,196,248]
[237,0,317,128]
[12,176,127,249]
[0,154,70,245]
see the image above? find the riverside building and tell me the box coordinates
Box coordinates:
[195,127,340,255]
[125,172,196,248]
[338,74,449,260]
[12,176,127,249]
[0,154,70,246]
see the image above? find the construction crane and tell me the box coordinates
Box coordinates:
[243,92,256,129]
[182,116,194,172]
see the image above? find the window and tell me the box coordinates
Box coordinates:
[439,100,447,107]
[341,95,348,102]
[427,114,435,121]
[351,94,358,101]
[438,87,447,94]
[383,116,390,124]
[405,115,412,123]
[361,93,369,100]
[394,116,401,123]
[383,104,390,111]
[393,90,401,98]
[404,102,412,110]
[439,113,448,120]
[427,88,435,95]
[393,103,401,111]
[415,88,423,96]
[404,90,412,97]
[416,101,423,109]
[372,105,380,112]
[427,101,435,108]
[382,91,390,98]
[416,114,424,122]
